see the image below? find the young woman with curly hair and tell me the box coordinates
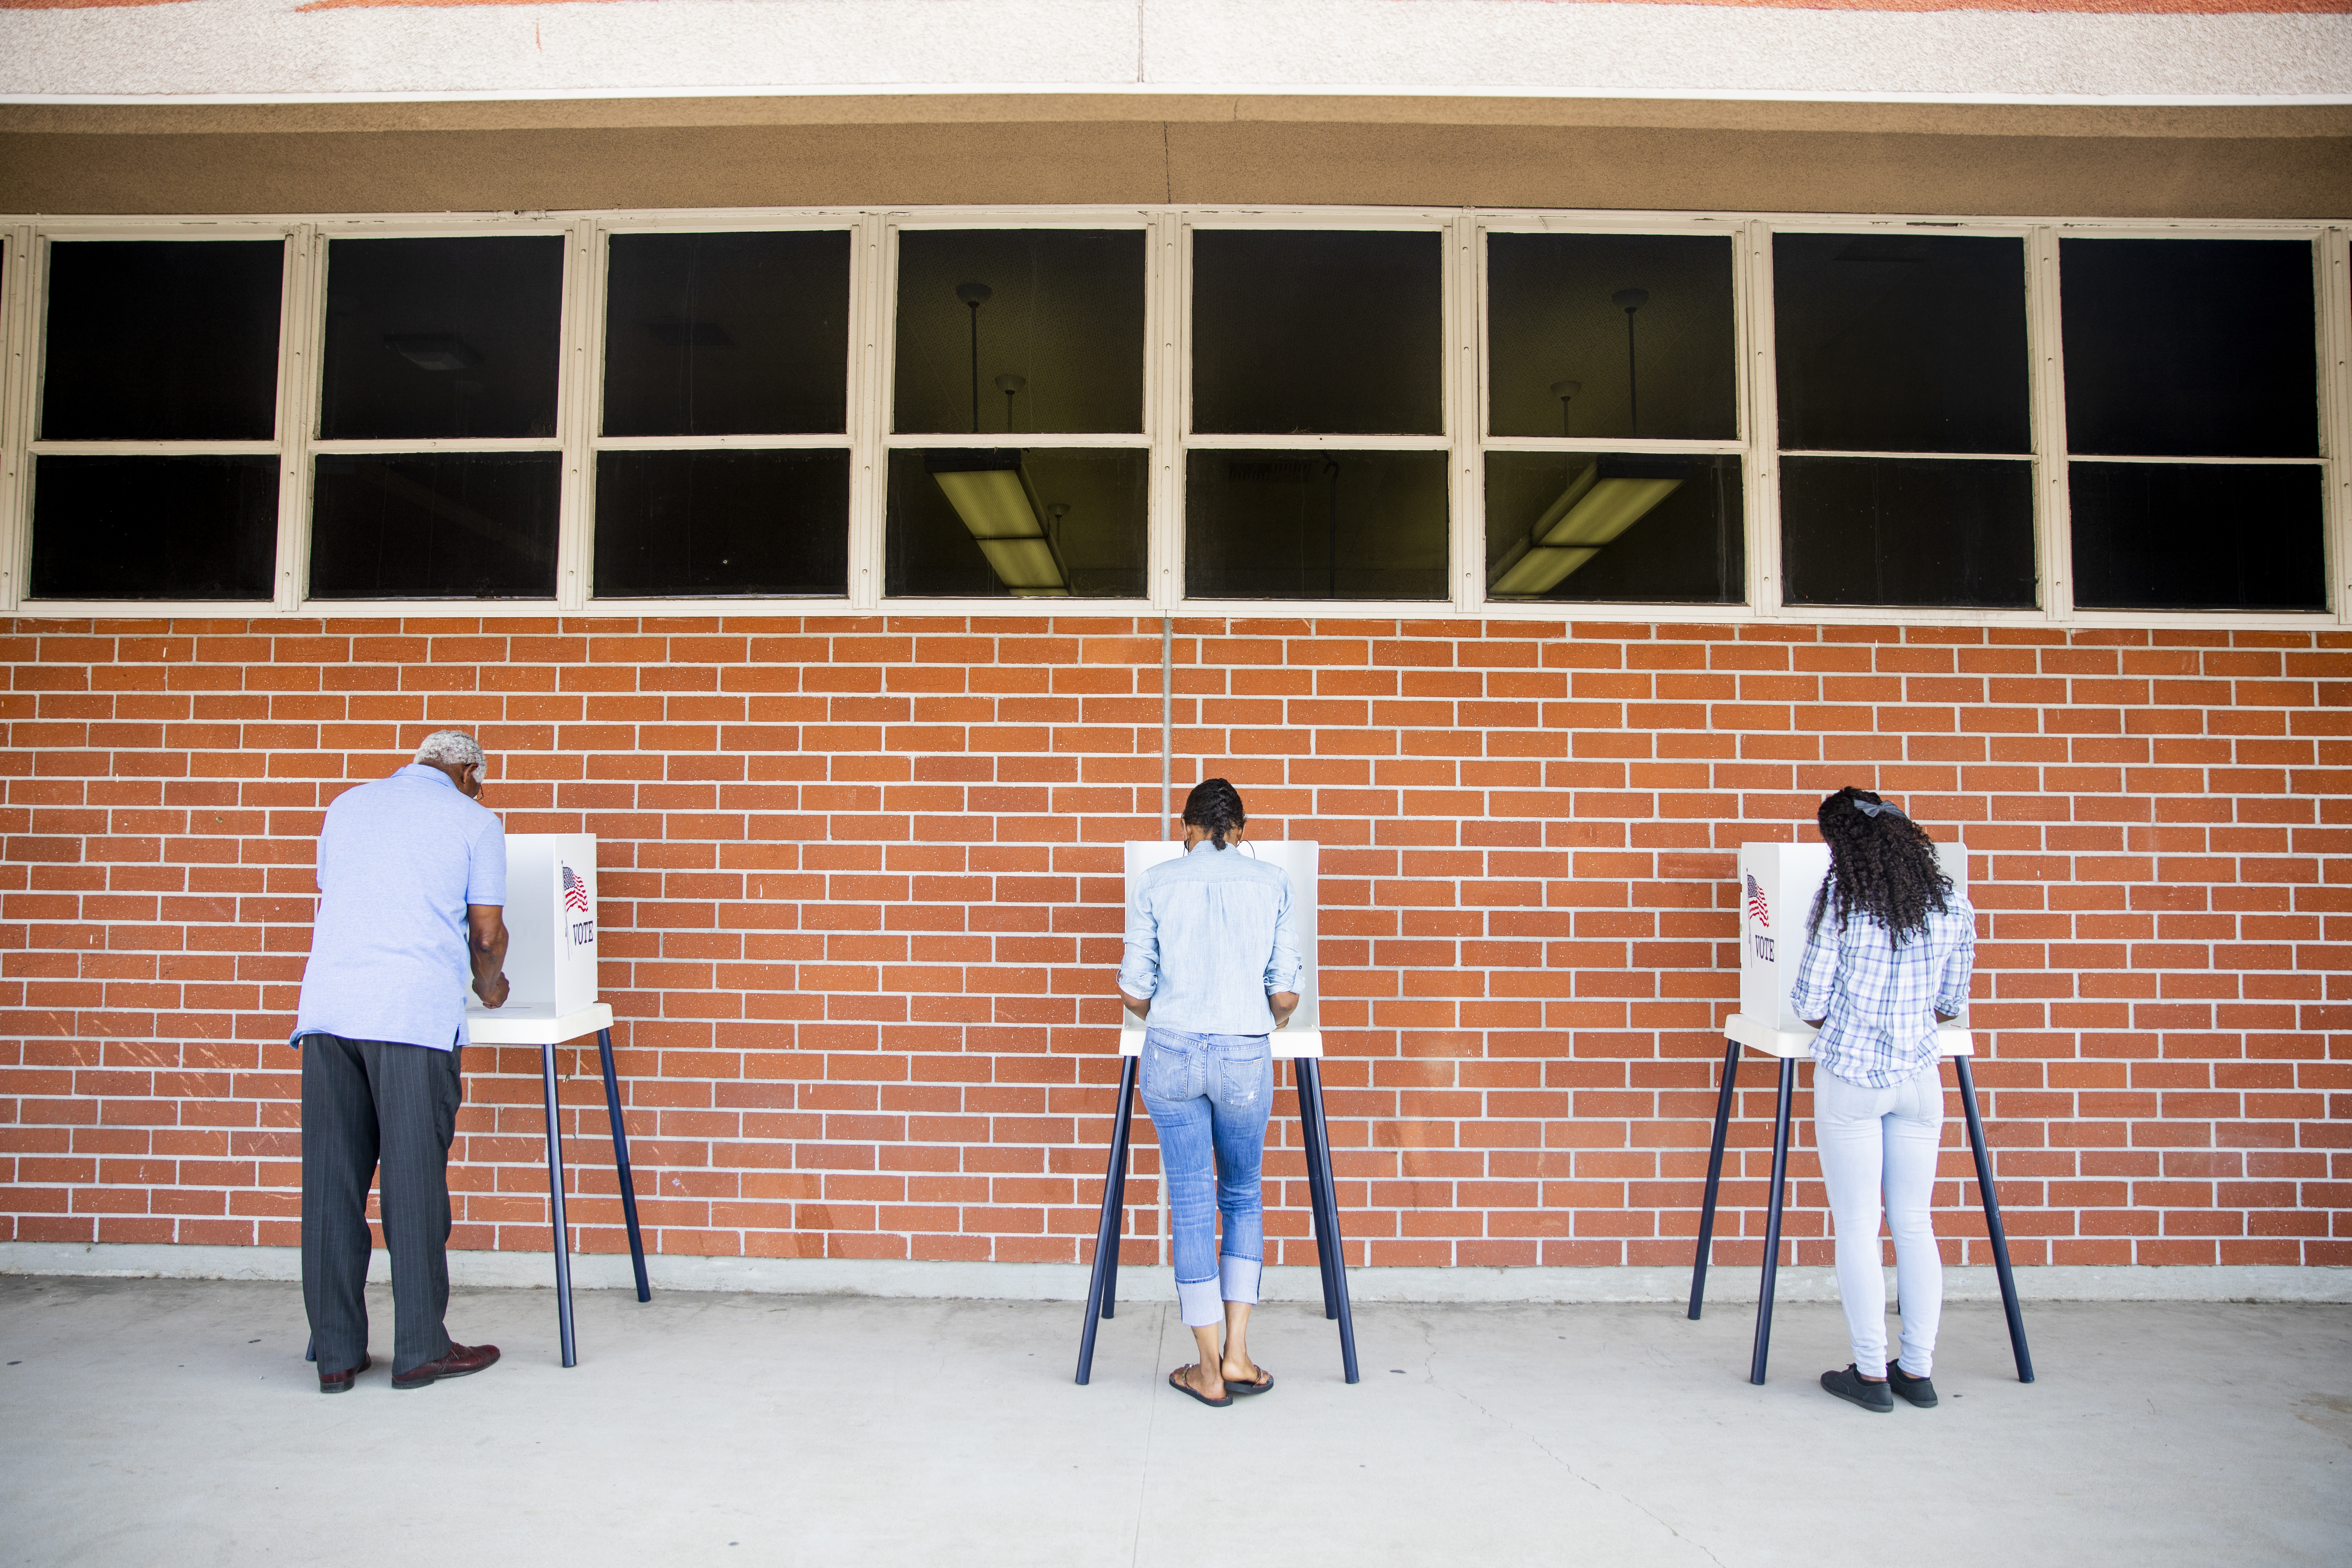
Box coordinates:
[1788,786,1977,1414]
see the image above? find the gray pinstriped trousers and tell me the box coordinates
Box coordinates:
[300,1034,463,1377]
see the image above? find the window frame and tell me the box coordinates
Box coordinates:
[1477,213,1756,613]
[583,210,867,607]
[1757,218,2047,620]
[0,206,2342,630]
[2044,224,2338,620]
[874,208,1161,612]
[6,222,302,606]
[1177,208,1465,615]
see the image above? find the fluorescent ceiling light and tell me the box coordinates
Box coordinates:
[1489,457,1687,597]
[927,450,1069,596]
[383,333,482,372]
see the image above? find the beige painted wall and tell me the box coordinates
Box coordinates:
[1,99,2346,218]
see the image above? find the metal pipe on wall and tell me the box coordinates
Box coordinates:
[1161,615,1173,840]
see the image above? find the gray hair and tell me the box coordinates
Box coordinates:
[413,730,486,771]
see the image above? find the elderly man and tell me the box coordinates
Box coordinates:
[294,730,510,1393]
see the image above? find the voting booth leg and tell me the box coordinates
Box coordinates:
[1747,1057,1797,1386]
[1101,1088,1137,1320]
[1953,1056,2036,1384]
[1294,1065,1339,1319]
[595,1029,651,1305]
[540,1044,578,1370]
[1298,1059,1361,1385]
[1687,1040,1742,1321]
[1075,1056,1139,1386]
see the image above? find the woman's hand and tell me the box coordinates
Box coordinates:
[1119,987,1152,1022]
[1269,991,1300,1029]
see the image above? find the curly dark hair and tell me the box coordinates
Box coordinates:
[1182,777,1246,850]
[1807,786,1952,945]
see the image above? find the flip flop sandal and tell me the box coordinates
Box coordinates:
[1169,1366,1233,1408]
[1225,1367,1274,1396]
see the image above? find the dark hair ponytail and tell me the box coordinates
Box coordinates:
[1807,785,1951,945]
[1183,778,1246,850]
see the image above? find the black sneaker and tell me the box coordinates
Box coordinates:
[1820,1364,1893,1413]
[1888,1364,1938,1408]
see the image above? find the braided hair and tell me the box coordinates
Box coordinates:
[1807,786,1952,946]
[1183,777,1246,850]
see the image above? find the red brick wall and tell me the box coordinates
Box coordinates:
[1,614,2346,1273]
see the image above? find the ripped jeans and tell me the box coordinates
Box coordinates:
[1140,1027,1274,1329]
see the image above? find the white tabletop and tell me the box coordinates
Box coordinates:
[1120,1020,1323,1059]
[464,1001,615,1047]
[1726,1012,1973,1059]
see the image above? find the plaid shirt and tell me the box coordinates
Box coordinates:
[1787,891,1977,1089]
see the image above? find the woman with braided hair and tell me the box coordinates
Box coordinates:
[1788,786,1977,1414]
[1116,778,1302,1407]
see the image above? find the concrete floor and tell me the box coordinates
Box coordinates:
[1,1277,2345,1568]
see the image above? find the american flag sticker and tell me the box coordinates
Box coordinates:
[561,864,590,914]
[1745,873,1769,929]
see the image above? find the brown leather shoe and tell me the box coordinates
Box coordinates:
[318,1353,371,1394]
[391,1341,500,1390]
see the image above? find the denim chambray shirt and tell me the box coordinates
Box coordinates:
[1118,842,1303,1036]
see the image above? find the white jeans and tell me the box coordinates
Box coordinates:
[1815,1061,1944,1379]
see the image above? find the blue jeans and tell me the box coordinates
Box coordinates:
[1139,1027,1273,1329]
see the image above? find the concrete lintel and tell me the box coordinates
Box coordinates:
[5,1242,2347,1304]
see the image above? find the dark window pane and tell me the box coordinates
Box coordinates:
[596,449,849,596]
[1782,456,2035,608]
[885,447,1146,598]
[1774,233,2030,455]
[1186,449,1448,599]
[1192,231,1442,435]
[2060,238,2317,458]
[310,452,557,598]
[1486,452,1743,604]
[893,230,1145,436]
[603,230,850,437]
[42,240,282,441]
[319,236,563,441]
[1488,232,1737,441]
[2070,462,2323,611]
[29,454,276,599]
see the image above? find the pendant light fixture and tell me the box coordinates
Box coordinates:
[1490,288,1681,597]
[927,282,1068,596]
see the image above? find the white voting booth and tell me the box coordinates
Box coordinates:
[1692,838,2033,1385]
[468,833,605,1041]
[1118,839,1324,1060]
[1734,838,1970,1045]
[462,834,649,1366]
[1077,840,1360,1386]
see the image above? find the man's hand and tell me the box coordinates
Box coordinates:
[1119,986,1152,1022]
[1269,991,1300,1029]
[468,902,510,1009]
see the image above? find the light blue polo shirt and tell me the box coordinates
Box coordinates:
[293,764,507,1052]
